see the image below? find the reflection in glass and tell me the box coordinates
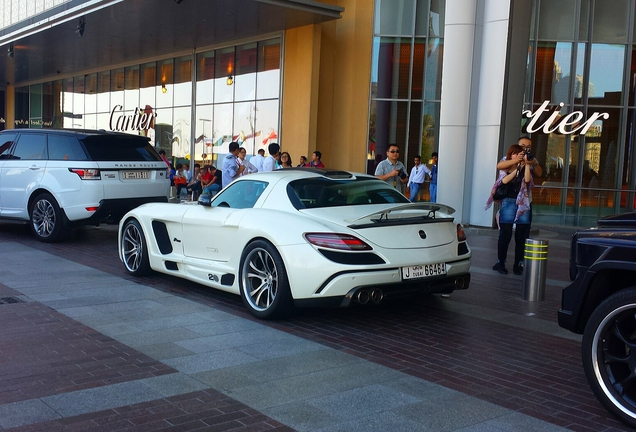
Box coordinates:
[424,38,443,100]
[156,60,173,108]
[533,42,573,104]
[111,68,124,108]
[213,103,233,151]
[197,50,215,105]
[172,106,191,158]
[97,71,110,113]
[255,99,279,156]
[215,47,235,104]
[593,0,629,43]
[374,0,415,36]
[234,102,255,154]
[588,44,625,105]
[538,0,576,41]
[195,104,213,162]
[30,83,42,120]
[174,56,192,107]
[140,62,156,109]
[74,76,85,117]
[85,73,97,115]
[62,78,73,128]
[366,100,408,174]
[155,108,174,157]
[125,66,139,110]
[372,37,412,100]
[420,102,440,163]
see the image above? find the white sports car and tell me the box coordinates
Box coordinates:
[118,169,471,319]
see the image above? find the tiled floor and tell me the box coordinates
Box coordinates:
[0,222,631,431]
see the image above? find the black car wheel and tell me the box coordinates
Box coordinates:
[239,240,293,320]
[29,192,70,243]
[582,287,636,428]
[120,219,151,276]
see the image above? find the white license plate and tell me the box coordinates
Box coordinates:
[402,262,446,280]
[122,171,150,179]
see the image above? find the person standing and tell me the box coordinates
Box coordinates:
[251,148,265,172]
[374,144,408,194]
[486,144,533,275]
[297,156,308,167]
[238,147,259,175]
[279,152,293,168]
[262,143,280,172]
[496,136,542,274]
[407,155,431,203]
[222,141,245,188]
[429,152,438,203]
[308,151,325,168]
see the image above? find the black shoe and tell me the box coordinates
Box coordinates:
[493,262,508,274]
[513,264,523,275]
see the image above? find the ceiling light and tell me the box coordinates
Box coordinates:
[161,84,167,93]
[226,75,233,86]
[7,43,13,58]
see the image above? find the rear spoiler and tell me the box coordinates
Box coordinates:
[348,202,456,224]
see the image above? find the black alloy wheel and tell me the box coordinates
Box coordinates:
[582,287,636,428]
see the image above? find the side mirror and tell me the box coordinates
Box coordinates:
[197,193,212,207]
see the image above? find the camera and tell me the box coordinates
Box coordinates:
[398,168,407,179]
[524,147,534,161]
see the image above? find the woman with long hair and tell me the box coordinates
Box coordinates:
[279,152,293,168]
[485,144,533,275]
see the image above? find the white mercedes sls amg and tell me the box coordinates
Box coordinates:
[118,169,471,319]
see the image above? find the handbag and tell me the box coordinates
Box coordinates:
[493,181,509,201]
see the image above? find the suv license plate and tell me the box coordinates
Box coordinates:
[402,262,446,280]
[122,171,150,179]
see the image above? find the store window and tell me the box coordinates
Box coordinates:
[526,0,636,226]
[18,37,281,171]
[369,0,444,202]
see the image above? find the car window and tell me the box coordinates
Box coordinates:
[48,134,88,161]
[0,133,17,159]
[287,177,410,209]
[79,135,162,161]
[212,180,268,209]
[12,133,47,160]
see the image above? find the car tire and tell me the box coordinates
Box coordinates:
[29,192,70,243]
[239,240,294,320]
[120,219,151,276]
[582,287,636,428]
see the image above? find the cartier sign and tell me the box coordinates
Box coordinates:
[522,100,609,135]
[109,105,156,132]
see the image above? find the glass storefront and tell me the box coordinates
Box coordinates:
[525,0,636,226]
[367,0,445,201]
[16,37,281,169]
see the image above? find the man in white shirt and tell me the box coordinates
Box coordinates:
[251,148,265,172]
[262,143,280,172]
[407,155,431,202]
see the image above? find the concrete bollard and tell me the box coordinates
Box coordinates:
[522,239,548,301]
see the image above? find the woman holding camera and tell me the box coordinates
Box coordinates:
[486,144,533,275]
[374,144,409,194]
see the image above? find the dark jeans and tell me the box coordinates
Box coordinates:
[187,182,202,194]
[497,223,531,266]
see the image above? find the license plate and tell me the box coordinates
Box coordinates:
[402,262,446,280]
[122,171,150,179]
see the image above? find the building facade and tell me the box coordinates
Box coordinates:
[1,0,635,228]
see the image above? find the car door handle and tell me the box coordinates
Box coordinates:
[29,166,40,170]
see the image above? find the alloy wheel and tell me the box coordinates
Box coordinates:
[31,198,56,238]
[122,222,144,272]
[242,247,278,312]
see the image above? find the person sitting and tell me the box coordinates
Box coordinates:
[186,163,202,199]
[201,165,221,195]
[173,163,188,198]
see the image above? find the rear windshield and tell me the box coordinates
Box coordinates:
[79,135,162,162]
[287,177,409,209]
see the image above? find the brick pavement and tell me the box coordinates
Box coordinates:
[0,221,630,431]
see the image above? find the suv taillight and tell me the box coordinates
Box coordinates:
[69,168,101,180]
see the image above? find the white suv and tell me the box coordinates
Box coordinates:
[0,129,170,242]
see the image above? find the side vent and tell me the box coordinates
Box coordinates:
[165,261,179,271]
[152,221,173,254]
[221,274,235,286]
[458,242,469,256]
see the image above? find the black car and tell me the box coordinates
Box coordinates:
[558,212,636,427]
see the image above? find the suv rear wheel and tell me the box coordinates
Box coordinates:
[29,192,70,243]
[582,287,636,427]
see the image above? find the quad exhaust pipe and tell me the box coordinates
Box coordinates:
[355,288,384,305]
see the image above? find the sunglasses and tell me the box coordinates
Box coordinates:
[388,150,399,153]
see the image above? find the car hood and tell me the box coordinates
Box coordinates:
[597,211,636,228]
[300,203,457,249]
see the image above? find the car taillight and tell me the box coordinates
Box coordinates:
[304,233,372,251]
[69,168,101,180]
[457,224,467,242]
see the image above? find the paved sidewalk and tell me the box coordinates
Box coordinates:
[0,231,577,431]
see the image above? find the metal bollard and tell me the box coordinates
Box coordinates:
[522,239,548,301]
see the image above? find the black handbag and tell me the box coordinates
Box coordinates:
[493,182,509,201]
